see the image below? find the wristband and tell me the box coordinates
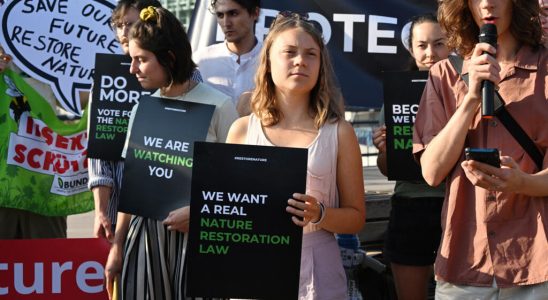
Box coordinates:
[310,202,325,225]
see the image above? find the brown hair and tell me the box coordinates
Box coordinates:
[251,16,344,128]
[110,0,162,29]
[438,0,543,56]
[129,7,196,85]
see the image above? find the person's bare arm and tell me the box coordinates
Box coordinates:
[163,206,190,232]
[88,159,115,240]
[236,91,252,116]
[226,116,250,144]
[104,212,131,300]
[294,121,366,233]
[420,43,500,186]
[92,186,114,241]
[373,125,388,176]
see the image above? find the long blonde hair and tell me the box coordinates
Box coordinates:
[251,15,344,128]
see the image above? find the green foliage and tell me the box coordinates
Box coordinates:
[5,165,18,177]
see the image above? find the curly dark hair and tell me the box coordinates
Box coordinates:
[129,7,196,84]
[438,0,543,56]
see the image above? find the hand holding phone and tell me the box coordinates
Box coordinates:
[465,148,500,168]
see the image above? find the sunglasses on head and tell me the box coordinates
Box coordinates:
[278,10,309,20]
[271,10,310,27]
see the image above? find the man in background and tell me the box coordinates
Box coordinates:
[193,0,261,115]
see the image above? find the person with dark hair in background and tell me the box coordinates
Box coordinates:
[226,11,365,299]
[413,0,548,298]
[103,6,237,300]
[193,0,261,115]
[373,13,450,300]
[87,0,205,243]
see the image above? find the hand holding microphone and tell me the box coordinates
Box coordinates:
[478,24,498,118]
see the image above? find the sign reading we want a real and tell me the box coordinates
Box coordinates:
[187,142,307,299]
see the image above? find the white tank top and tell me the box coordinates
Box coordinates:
[245,114,339,233]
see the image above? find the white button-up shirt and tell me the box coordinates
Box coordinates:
[193,41,262,106]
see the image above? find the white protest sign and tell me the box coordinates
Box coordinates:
[0,0,121,116]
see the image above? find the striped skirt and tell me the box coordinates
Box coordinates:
[120,216,186,300]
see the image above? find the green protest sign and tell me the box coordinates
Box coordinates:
[0,69,93,216]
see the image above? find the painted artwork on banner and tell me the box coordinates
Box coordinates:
[0,238,110,299]
[119,96,215,221]
[186,142,307,299]
[382,70,427,180]
[0,69,93,216]
[0,0,119,115]
[87,53,151,160]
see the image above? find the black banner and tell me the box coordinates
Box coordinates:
[119,97,215,220]
[189,0,437,109]
[382,70,427,180]
[87,53,151,160]
[186,142,307,299]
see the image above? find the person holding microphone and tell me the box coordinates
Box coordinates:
[413,0,548,298]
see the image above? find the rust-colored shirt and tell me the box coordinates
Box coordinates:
[413,46,548,287]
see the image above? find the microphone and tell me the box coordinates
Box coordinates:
[479,24,497,119]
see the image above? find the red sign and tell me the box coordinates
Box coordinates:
[0,238,109,299]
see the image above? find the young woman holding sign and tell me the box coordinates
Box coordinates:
[372,13,450,300]
[88,0,163,246]
[226,12,365,299]
[103,6,237,300]
[88,0,206,245]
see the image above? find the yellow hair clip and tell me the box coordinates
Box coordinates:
[140,6,157,22]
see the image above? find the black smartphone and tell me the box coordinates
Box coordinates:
[465,148,500,167]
